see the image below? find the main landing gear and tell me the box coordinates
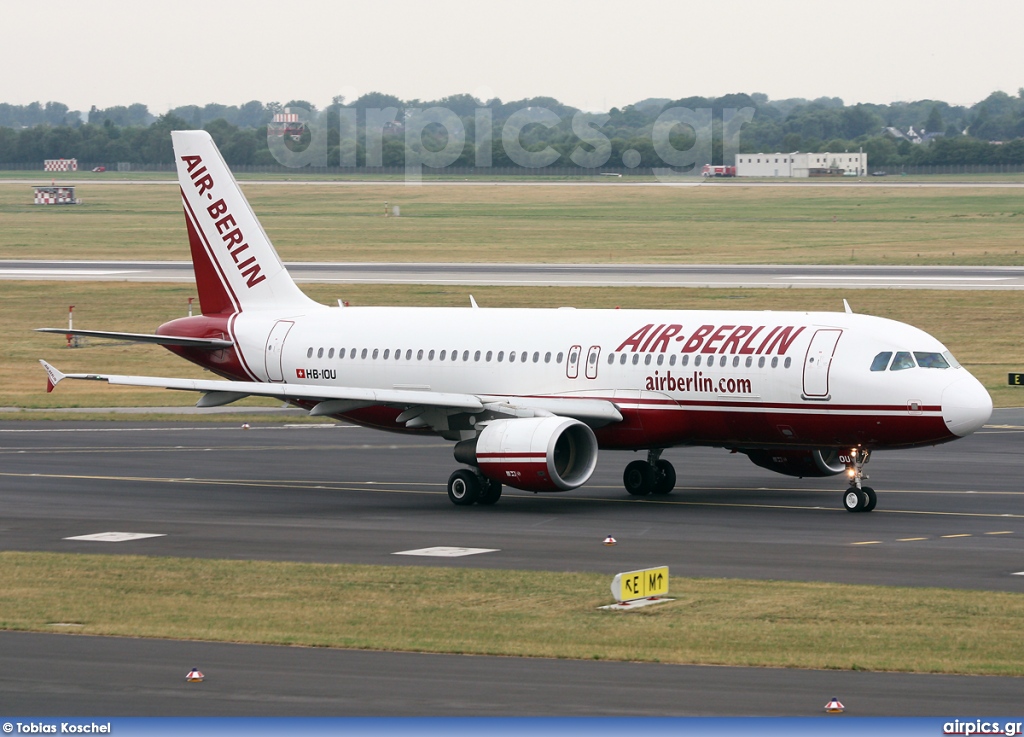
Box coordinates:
[447,468,502,506]
[842,448,876,513]
[623,449,676,496]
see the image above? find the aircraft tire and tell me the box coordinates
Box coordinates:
[477,480,503,506]
[624,460,654,496]
[861,486,877,512]
[448,469,481,506]
[651,459,676,495]
[842,488,865,512]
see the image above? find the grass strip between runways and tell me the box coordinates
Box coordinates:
[2,552,1023,676]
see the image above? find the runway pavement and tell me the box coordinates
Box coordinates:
[3,630,1022,716]
[2,414,1022,715]
[3,260,1024,289]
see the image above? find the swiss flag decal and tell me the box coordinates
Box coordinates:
[296,368,306,379]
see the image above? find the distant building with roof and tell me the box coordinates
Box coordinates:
[735,152,866,177]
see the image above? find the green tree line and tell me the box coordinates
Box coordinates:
[2,90,1024,169]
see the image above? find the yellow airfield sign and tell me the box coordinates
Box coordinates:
[611,566,669,602]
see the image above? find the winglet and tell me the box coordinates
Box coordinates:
[40,360,65,393]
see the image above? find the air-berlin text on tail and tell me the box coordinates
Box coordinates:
[180,154,267,288]
[616,323,805,355]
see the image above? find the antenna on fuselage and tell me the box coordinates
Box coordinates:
[469,295,479,309]
[843,299,853,314]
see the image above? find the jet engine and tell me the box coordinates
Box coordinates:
[741,448,845,478]
[454,416,598,492]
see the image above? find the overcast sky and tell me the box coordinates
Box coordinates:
[4,0,1022,113]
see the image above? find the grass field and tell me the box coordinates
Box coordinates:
[3,182,1023,676]
[7,282,1022,413]
[2,552,1023,676]
[4,178,1022,411]
[2,181,1024,264]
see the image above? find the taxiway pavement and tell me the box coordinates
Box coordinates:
[3,260,1024,290]
[2,414,1022,715]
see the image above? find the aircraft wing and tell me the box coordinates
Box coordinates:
[35,328,233,349]
[39,361,623,425]
[477,395,623,424]
[40,360,483,410]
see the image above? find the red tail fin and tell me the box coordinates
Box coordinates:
[172,130,319,316]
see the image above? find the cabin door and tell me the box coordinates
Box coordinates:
[802,329,842,398]
[265,320,294,382]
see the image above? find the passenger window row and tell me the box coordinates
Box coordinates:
[304,345,794,371]
[306,347,566,364]
[606,353,792,369]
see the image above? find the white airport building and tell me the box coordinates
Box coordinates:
[735,152,867,177]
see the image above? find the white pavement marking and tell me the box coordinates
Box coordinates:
[393,546,499,557]
[63,532,166,542]
[784,276,1010,281]
[0,269,142,276]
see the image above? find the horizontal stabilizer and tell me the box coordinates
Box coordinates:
[36,328,233,349]
[40,360,64,393]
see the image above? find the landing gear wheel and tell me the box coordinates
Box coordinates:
[477,480,503,506]
[624,460,653,496]
[651,459,676,495]
[447,469,481,506]
[843,488,865,513]
[861,486,877,512]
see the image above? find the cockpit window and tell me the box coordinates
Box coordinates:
[890,351,916,371]
[870,352,892,372]
[914,352,950,369]
[942,350,961,369]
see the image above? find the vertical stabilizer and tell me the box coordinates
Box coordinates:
[172,130,317,315]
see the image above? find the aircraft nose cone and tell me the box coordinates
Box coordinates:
[942,374,993,437]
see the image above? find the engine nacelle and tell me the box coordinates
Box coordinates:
[742,448,845,478]
[457,416,599,492]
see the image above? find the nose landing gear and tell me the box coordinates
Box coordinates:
[842,448,876,513]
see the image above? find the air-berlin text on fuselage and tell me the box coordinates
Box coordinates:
[180,154,267,288]
[645,370,753,394]
[615,323,805,355]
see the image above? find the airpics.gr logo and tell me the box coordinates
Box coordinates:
[943,719,1023,736]
[267,102,754,184]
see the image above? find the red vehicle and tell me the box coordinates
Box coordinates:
[701,164,736,177]
[91,166,106,173]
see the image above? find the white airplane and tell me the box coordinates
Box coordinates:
[39,130,993,512]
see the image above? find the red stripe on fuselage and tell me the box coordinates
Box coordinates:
[591,405,954,450]
[330,403,954,451]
